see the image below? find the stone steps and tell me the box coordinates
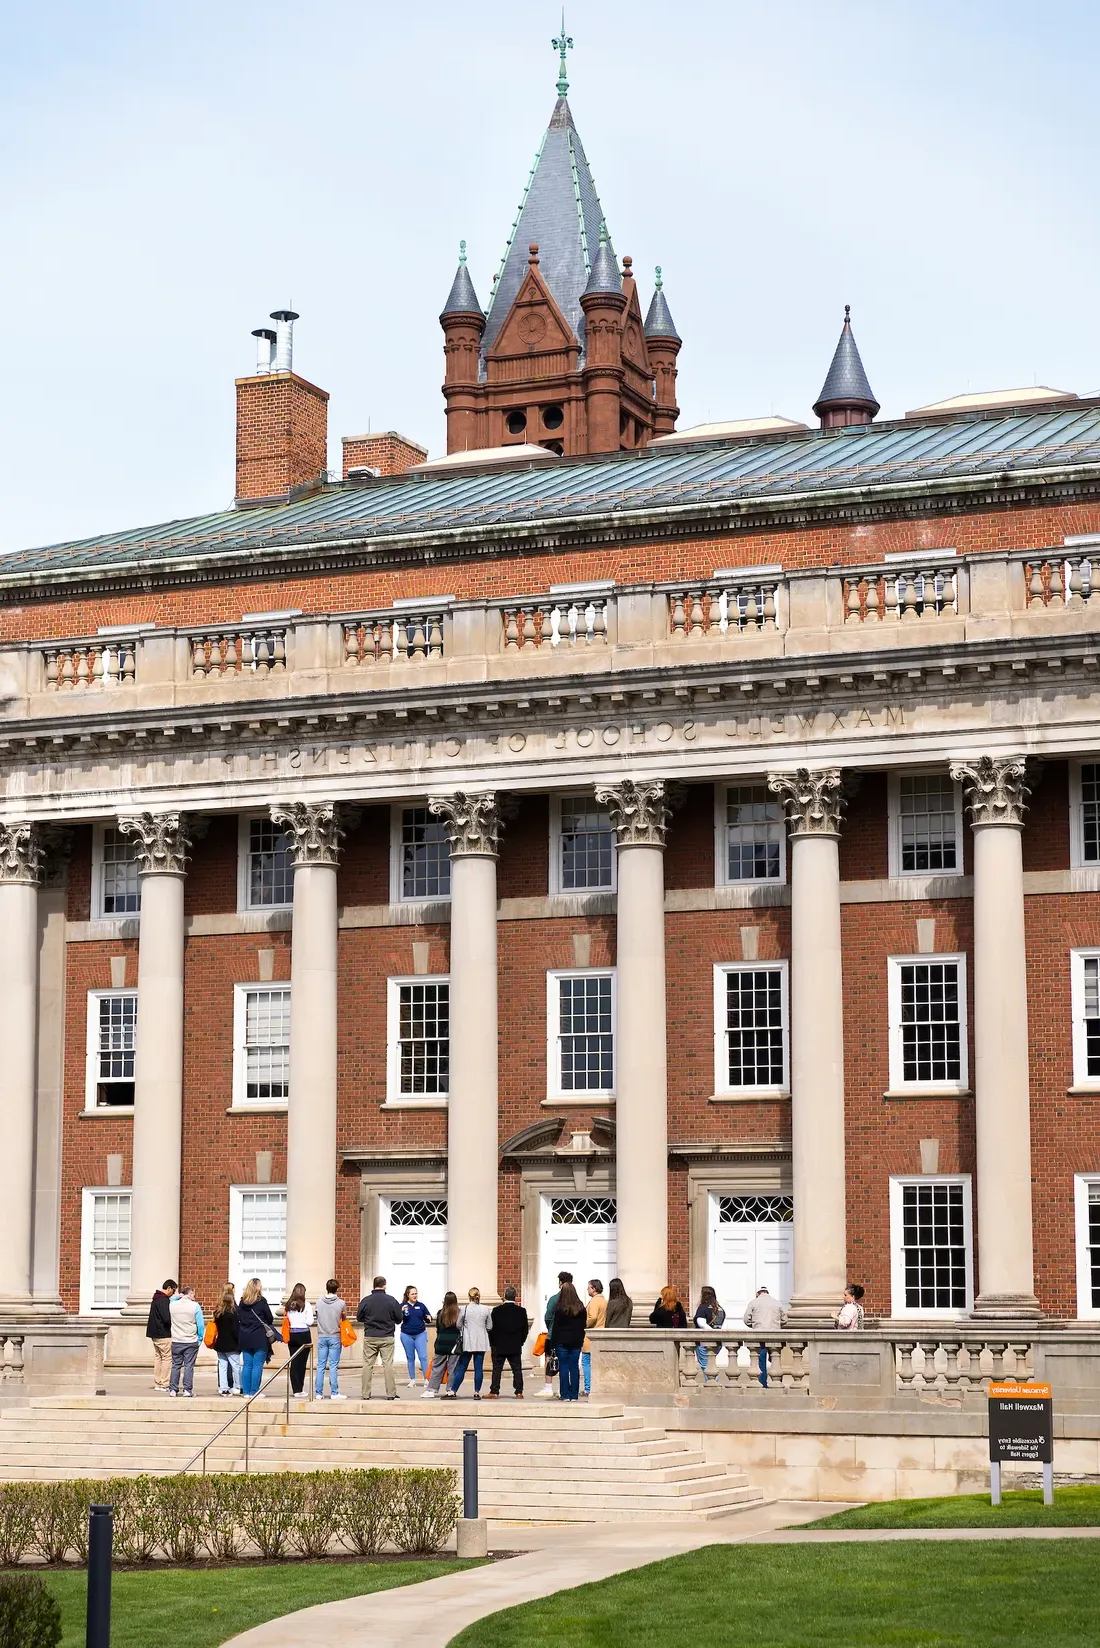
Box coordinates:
[0,1397,766,1523]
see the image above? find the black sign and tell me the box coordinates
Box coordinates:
[988,1383,1053,1464]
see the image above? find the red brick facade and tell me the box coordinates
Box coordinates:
[234,372,329,501]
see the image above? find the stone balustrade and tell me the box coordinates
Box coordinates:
[343,609,447,665]
[191,628,288,677]
[843,563,961,622]
[42,638,137,690]
[1025,555,1097,608]
[591,1327,1099,1411]
[0,1321,107,1400]
[668,578,781,637]
[15,547,1100,718]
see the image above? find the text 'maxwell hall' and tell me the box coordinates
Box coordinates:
[3,57,1100,1371]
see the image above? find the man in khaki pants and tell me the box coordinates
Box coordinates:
[145,1279,177,1392]
[356,1276,402,1400]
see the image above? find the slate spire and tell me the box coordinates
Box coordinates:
[441,240,483,318]
[644,265,681,342]
[481,32,611,362]
[813,304,879,428]
[584,222,621,296]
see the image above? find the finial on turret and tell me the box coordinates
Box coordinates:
[654,265,663,292]
[459,240,467,266]
[844,302,851,324]
[552,12,573,98]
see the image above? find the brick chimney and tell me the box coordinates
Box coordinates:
[235,310,329,502]
[341,432,428,478]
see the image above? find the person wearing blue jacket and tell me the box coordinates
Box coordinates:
[400,1285,433,1386]
[168,1286,205,1397]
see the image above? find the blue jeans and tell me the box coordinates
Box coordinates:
[695,1344,715,1379]
[217,1350,241,1394]
[315,1334,342,1396]
[557,1344,581,1400]
[757,1344,769,1388]
[581,1349,591,1395]
[241,1348,267,1397]
[449,1351,484,1393]
[401,1330,429,1379]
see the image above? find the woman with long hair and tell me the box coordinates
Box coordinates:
[213,1284,241,1397]
[649,1285,688,1329]
[237,1277,275,1397]
[400,1285,432,1387]
[547,1280,586,1401]
[604,1277,633,1329]
[692,1284,726,1382]
[283,1282,315,1397]
[424,1290,462,1399]
[449,1286,493,1399]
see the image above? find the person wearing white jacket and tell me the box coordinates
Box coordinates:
[742,1286,787,1390]
[446,1288,493,1399]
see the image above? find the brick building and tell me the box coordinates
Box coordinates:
[2,51,1100,1354]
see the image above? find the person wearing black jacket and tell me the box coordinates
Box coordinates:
[238,1278,275,1397]
[547,1280,587,1401]
[649,1286,689,1328]
[486,1286,530,1398]
[146,1279,177,1392]
[356,1275,402,1400]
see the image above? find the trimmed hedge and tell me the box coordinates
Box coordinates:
[0,1574,62,1646]
[0,1469,458,1566]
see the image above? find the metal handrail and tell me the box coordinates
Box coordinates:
[179,1342,313,1476]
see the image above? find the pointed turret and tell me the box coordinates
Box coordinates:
[644,267,681,436]
[584,222,621,296]
[439,241,486,453]
[813,305,879,429]
[441,240,483,319]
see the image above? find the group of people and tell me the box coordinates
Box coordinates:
[146,1269,868,1400]
[145,1276,353,1399]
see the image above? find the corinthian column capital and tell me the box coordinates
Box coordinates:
[767,768,845,838]
[0,821,44,886]
[593,779,670,847]
[950,755,1030,828]
[269,801,353,867]
[428,791,501,858]
[116,811,190,875]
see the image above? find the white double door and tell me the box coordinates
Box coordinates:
[708,1193,794,1323]
[539,1196,617,1317]
[377,1198,448,1316]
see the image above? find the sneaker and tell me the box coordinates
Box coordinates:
[422,1390,437,1399]
[330,1393,347,1401]
[440,1391,457,1400]
[168,1390,178,1398]
[183,1391,193,1398]
[408,1380,417,1389]
[473,1394,482,1401]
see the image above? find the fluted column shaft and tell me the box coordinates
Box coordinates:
[271,803,348,1301]
[595,781,670,1308]
[0,823,44,1311]
[119,812,189,1306]
[768,769,848,1319]
[430,793,501,1298]
[951,757,1040,1317]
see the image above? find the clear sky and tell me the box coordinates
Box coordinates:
[2,1,1098,552]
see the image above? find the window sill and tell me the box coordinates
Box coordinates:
[709,1090,790,1104]
[1066,1086,1100,1097]
[380,1098,448,1111]
[541,1095,616,1108]
[882,1088,972,1101]
[78,1107,135,1119]
[225,1104,289,1115]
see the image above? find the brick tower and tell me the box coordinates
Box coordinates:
[439,31,682,457]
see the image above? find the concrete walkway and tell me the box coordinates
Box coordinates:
[223,1507,1100,1647]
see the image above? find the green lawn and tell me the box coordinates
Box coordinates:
[800,1485,1100,1529]
[29,1558,478,1648]
[450,1541,1100,1647]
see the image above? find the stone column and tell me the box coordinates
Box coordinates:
[118,812,190,1309]
[767,768,848,1320]
[0,822,44,1313]
[950,756,1040,1318]
[270,802,349,1301]
[594,780,670,1309]
[428,792,501,1298]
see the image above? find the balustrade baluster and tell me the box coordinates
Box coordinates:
[255,633,272,675]
[762,584,777,629]
[901,573,920,619]
[92,647,106,687]
[1067,561,1084,608]
[689,592,705,638]
[59,651,74,688]
[427,614,444,657]
[865,577,881,620]
[1049,561,1065,604]
[845,580,861,622]
[44,649,59,690]
[1027,564,1045,606]
[272,632,287,672]
[504,611,519,651]
[409,616,426,658]
[592,601,607,643]
[344,625,359,666]
[671,592,687,638]
[75,649,90,688]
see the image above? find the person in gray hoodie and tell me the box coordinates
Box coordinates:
[314,1278,348,1400]
[742,1286,787,1389]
